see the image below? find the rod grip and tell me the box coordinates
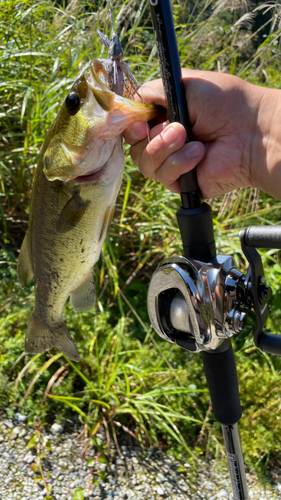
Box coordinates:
[201,342,242,425]
[177,202,216,261]
[241,225,281,249]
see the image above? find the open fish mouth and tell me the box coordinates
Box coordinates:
[73,166,104,184]
[43,58,160,184]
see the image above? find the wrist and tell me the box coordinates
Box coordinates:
[251,85,281,198]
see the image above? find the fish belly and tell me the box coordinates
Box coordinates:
[24,138,124,361]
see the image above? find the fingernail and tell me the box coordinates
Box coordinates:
[185,143,202,158]
[162,125,178,144]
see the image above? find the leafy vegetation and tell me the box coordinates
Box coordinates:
[1,0,281,482]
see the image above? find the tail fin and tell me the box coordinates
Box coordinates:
[25,311,80,362]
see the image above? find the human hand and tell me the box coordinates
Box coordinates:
[124,70,279,199]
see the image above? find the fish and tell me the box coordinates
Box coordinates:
[17,57,159,362]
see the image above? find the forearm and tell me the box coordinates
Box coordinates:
[253,86,281,198]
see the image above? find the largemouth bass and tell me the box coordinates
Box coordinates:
[17,58,158,362]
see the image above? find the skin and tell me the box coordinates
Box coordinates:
[123,69,281,200]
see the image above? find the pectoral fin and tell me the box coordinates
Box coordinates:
[99,206,115,242]
[70,271,96,312]
[17,231,33,287]
[57,192,91,233]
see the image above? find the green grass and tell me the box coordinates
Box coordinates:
[1,0,281,481]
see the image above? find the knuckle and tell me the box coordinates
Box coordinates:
[146,134,165,158]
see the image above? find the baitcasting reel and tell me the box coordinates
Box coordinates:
[147,226,281,355]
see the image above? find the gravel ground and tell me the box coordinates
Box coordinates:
[0,414,280,500]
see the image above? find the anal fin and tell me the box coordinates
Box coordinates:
[70,271,96,312]
[17,231,33,287]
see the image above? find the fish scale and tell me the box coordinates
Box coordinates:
[18,56,159,362]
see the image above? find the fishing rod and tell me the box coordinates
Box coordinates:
[147,1,281,498]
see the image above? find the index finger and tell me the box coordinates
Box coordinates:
[123,79,168,145]
[123,78,166,146]
[123,121,149,145]
[133,78,166,107]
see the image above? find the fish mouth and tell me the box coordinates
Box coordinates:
[72,166,104,184]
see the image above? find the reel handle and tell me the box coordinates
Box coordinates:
[259,332,281,356]
[242,225,281,249]
[240,226,281,355]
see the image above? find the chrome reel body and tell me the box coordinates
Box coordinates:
[148,255,248,353]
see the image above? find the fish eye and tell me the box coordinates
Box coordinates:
[65,92,80,115]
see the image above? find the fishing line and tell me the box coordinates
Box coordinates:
[100,1,167,284]
[102,1,181,382]
[125,4,168,261]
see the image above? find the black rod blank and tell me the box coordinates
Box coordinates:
[149,0,202,208]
